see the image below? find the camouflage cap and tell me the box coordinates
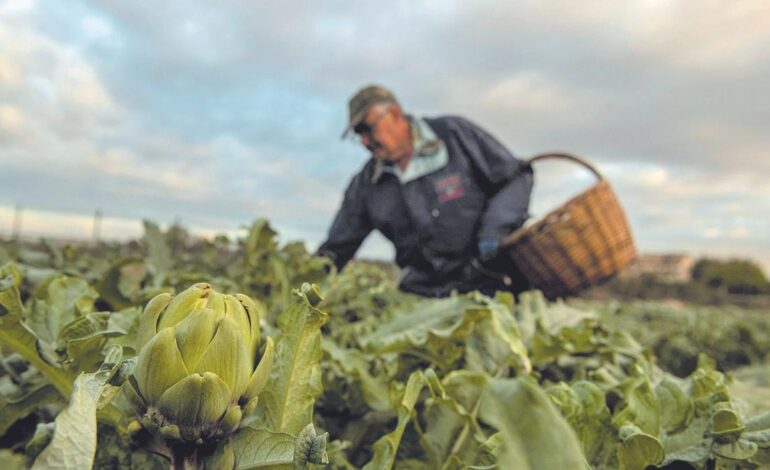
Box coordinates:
[342,85,399,138]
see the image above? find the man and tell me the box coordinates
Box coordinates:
[317,85,533,297]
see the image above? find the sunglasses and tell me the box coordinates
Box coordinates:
[353,108,390,136]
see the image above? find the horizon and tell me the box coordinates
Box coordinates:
[3,205,768,278]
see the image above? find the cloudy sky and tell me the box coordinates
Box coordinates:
[1,0,769,271]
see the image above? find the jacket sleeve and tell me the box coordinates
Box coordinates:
[316,173,373,271]
[453,117,533,240]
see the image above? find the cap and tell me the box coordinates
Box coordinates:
[342,85,399,138]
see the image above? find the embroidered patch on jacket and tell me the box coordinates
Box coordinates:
[434,174,465,203]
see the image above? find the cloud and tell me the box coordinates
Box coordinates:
[0,11,120,151]
[0,55,21,85]
[0,105,27,139]
[1,0,769,272]
[628,1,770,72]
[682,118,770,178]
[482,72,588,114]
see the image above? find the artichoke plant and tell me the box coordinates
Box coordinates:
[125,283,274,445]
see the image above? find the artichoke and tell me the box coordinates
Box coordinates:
[125,283,274,444]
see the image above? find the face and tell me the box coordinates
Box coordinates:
[354,105,412,162]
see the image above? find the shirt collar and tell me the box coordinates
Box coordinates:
[370,116,445,183]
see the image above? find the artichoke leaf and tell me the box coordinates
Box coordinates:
[189,316,251,399]
[255,285,328,435]
[0,384,61,437]
[134,328,190,404]
[157,372,231,428]
[243,337,275,402]
[174,308,223,372]
[32,348,123,470]
[479,377,589,470]
[362,370,433,470]
[231,426,295,469]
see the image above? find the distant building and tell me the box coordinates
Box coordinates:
[619,253,695,283]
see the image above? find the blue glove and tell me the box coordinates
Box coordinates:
[478,237,500,262]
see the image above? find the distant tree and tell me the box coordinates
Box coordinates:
[692,258,770,295]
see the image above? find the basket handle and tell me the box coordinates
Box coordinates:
[525,152,604,181]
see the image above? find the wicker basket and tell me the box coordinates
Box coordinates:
[501,152,637,299]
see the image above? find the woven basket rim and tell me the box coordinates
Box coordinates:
[502,179,614,247]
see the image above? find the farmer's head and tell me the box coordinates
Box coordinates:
[343,85,412,163]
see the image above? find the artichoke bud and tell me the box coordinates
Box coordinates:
[157,283,212,330]
[242,397,259,417]
[127,419,144,439]
[136,292,172,349]
[204,291,227,313]
[243,337,275,402]
[220,406,242,435]
[142,412,160,434]
[160,424,182,441]
[235,293,264,354]
[129,284,274,445]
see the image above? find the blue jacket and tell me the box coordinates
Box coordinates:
[318,115,533,296]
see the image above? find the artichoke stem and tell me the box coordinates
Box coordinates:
[169,442,223,470]
[169,444,198,470]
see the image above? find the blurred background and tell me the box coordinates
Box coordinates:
[1,0,769,273]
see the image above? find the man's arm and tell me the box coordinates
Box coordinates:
[317,174,373,271]
[453,117,533,243]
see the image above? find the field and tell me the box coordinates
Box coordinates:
[2,219,770,469]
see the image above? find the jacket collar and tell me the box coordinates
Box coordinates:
[370,116,445,184]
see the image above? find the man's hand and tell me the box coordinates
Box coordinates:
[478,237,500,263]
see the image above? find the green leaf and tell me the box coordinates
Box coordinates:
[31,346,122,469]
[105,306,143,351]
[60,312,127,370]
[660,416,711,465]
[26,275,99,344]
[245,220,279,266]
[418,371,489,468]
[321,338,390,412]
[293,423,329,468]
[479,377,589,470]
[0,384,61,437]
[255,284,328,434]
[361,294,530,373]
[712,438,757,461]
[611,372,661,436]
[95,257,145,310]
[116,261,149,299]
[143,220,174,278]
[472,432,503,468]
[463,299,531,374]
[361,296,478,353]
[0,264,24,317]
[711,407,744,439]
[25,422,56,460]
[363,370,433,470]
[0,265,75,396]
[547,381,616,467]
[0,450,26,470]
[617,424,665,470]
[655,377,694,434]
[231,426,295,469]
